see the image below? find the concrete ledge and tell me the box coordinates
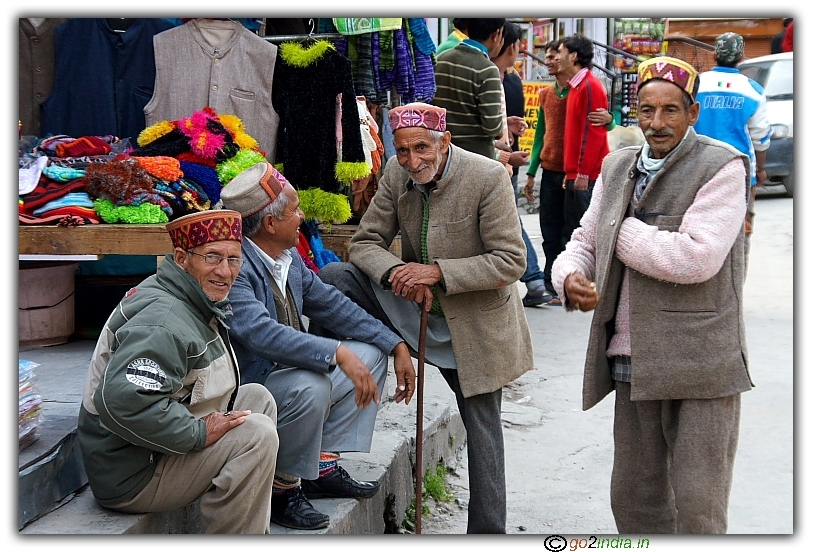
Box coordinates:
[21,365,466,534]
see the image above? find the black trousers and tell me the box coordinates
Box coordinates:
[562,178,596,254]
[538,169,567,292]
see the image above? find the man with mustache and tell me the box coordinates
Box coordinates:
[552,57,753,533]
[314,102,534,533]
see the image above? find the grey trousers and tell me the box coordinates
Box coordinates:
[438,368,507,534]
[265,340,388,480]
[107,383,279,534]
[314,262,507,533]
[611,382,741,534]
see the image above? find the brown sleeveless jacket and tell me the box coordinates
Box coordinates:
[582,129,753,410]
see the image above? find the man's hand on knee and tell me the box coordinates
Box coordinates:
[203,410,251,447]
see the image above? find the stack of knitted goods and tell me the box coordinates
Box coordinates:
[77,107,267,224]
[19,359,43,452]
[84,155,210,224]
[18,134,125,226]
[131,106,267,208]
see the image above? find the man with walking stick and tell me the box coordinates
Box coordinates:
[317,102,535,534]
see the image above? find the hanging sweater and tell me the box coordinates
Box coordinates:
[272,40,369,197]
[40,18,172,142]
[19,17,67,137]
[144,19,280,161]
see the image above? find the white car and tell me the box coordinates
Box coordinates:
[737,52,794,197]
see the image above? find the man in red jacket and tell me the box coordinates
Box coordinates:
[557,34,610,243]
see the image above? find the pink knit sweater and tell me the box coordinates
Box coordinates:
[552,158,747,357]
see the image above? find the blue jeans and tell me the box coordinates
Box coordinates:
[563,178,596,256]
[514,173,545,286]
[520,222,545,285]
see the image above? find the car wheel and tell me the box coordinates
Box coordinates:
[783,173,793,198]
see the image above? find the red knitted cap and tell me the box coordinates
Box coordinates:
[166,210,243,250]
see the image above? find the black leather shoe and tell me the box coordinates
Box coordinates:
[301,466,380,499]
[522,287,553,307]
[270,486,330,530]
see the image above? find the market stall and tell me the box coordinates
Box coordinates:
[19,16,426,345]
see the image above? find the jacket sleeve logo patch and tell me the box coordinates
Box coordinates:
[126,358,167,391]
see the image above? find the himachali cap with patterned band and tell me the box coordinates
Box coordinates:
[388,102,447,132]
[637,56,700,99]
[166,210,243,250]
[220,162,289,218]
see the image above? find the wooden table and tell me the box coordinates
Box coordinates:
[18,224,396,262]
[19,224,174,256]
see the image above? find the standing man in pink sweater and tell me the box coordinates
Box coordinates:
[556,34,610,244]
[552,57,753,534]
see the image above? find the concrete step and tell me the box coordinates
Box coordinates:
[20,339,465,534]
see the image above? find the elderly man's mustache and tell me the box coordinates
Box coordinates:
[645,128,675,137]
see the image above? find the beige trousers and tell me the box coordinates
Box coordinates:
[109,383,279,534]
[610,382,741,534]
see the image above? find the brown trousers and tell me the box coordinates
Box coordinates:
[109,383,279,534]
[610,382,741,534]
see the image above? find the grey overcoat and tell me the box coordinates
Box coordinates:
[349,144,535,398]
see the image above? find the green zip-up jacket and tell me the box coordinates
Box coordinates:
[77,255,240,504]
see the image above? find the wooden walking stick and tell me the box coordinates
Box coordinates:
[414,295,429,534]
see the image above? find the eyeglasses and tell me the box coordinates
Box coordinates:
[186,250,244,269]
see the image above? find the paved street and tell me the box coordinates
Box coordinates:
[421,194,794,544]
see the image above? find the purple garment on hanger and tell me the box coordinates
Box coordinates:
[335,36,348,57]
[377,32,396,94]
[412,49,436,103]
[372,33,383,94]
[393,28,415,103]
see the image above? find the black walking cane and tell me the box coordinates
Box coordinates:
[414,295,429,534]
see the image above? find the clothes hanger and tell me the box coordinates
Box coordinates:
[262,18,342,46]
[106,18,136,33]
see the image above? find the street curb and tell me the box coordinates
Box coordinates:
[21,366,466,534]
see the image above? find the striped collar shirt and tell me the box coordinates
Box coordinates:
[568,67,590,89]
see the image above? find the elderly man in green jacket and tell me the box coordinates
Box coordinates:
[314,102,534,534]
[77,210,279,534]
